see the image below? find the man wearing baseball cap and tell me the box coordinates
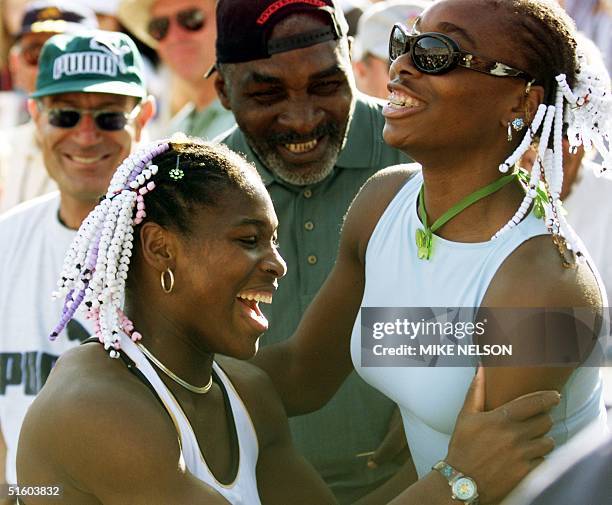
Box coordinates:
[0,30,154,490]
[0,0,99,213]
[353,1,428,99]
[213,1,411,502]
[118,0,235,139]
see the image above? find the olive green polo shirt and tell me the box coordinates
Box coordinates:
[172,99,236,140]
[221,94,410,504]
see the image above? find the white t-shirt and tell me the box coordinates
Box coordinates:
[0,193,92,484]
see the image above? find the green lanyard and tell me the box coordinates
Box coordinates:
[416,172,518,260]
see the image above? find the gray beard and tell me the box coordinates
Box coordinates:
[243,101,355,187]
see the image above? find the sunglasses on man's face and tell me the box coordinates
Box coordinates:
[147,7,205,42]
[389,23,534,81]
[39,104,141,131]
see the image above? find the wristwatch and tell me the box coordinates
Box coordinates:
[432,460,479,504]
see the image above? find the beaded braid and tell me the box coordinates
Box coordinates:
[492,49,612,263]
[51,140,171,358]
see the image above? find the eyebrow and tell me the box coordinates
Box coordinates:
[247,64,343,86]
[235,218,268,228]
[435,21,477,48]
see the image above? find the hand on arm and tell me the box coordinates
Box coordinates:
[388,367,560,505]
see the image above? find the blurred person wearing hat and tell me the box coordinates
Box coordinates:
[0,30,154,491]
[118,0,235,140]
[0,1,99,213]
[213,1,413,502]
[79,0,122,31]
[353,0,427,99]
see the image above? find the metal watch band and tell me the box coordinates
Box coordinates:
[432,460,479,504]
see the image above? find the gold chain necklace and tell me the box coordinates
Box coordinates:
[136,343,213,394]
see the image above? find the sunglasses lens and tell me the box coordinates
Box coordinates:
[95,112,128,131]
[389,26,407,61]
[177,8,205,31]
[48,109,80,128]
[148,17,170,41]
[413,36,452,73]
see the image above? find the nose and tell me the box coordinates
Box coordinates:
[389,52,422,83]
[277,98,324,135]
[72,113,102,146]
[164,16,190,42]
[262,246,287,280]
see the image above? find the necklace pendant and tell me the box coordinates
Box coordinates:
[415,228,432,260]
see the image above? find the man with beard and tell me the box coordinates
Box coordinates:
[212,1,410,502]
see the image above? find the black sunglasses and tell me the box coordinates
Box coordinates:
[39,104,140,131]
[389,23,534,81]
[147,8,205,42]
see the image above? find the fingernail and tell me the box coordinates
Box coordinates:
[367,459,378,469]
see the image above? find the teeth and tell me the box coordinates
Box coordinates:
[238,293,273,304]
[284,139,318,154]
[71,155,103,164]
[387,91,423,109]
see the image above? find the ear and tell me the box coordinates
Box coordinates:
[133,95,156,142]
[522,83,545,123]
[504,82,546,127]
[27,98,41,122]
[352,59,367,81]
[214,72,232,110]
[138,221,177,273]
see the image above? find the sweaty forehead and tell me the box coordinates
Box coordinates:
[417,0,512,52]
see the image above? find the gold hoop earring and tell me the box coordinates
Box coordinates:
[160,268,174,294]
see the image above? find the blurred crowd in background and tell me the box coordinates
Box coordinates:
[0,0,609,139]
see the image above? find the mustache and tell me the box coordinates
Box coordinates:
[266,122,340,145]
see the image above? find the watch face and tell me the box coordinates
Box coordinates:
[453,477,477,500]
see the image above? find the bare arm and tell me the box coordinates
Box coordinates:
[480,235,603,410]
[253,166,418,415]
[17,351,230,505]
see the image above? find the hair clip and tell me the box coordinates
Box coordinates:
[169,155,184,181]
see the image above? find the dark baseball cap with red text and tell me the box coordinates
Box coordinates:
[214,0,349,65]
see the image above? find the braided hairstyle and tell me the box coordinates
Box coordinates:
[51,136,262,357]
[496,0,578,104]
[488,0,611,263]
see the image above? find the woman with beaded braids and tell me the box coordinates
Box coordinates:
[248,0,611,503]
[16,137,561,505]
[17,135,552,505]
[16,2,610,504]
[16,138,342,504]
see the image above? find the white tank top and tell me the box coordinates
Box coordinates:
[350,171,607,478]
[120,333,262,505]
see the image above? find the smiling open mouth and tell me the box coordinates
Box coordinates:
[236,291,272,331]
[387,91,424,109]
[66,154,108,164]
[284,139,319,154]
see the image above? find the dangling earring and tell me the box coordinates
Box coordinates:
[507,117,526,142]
[160,268,174,293]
